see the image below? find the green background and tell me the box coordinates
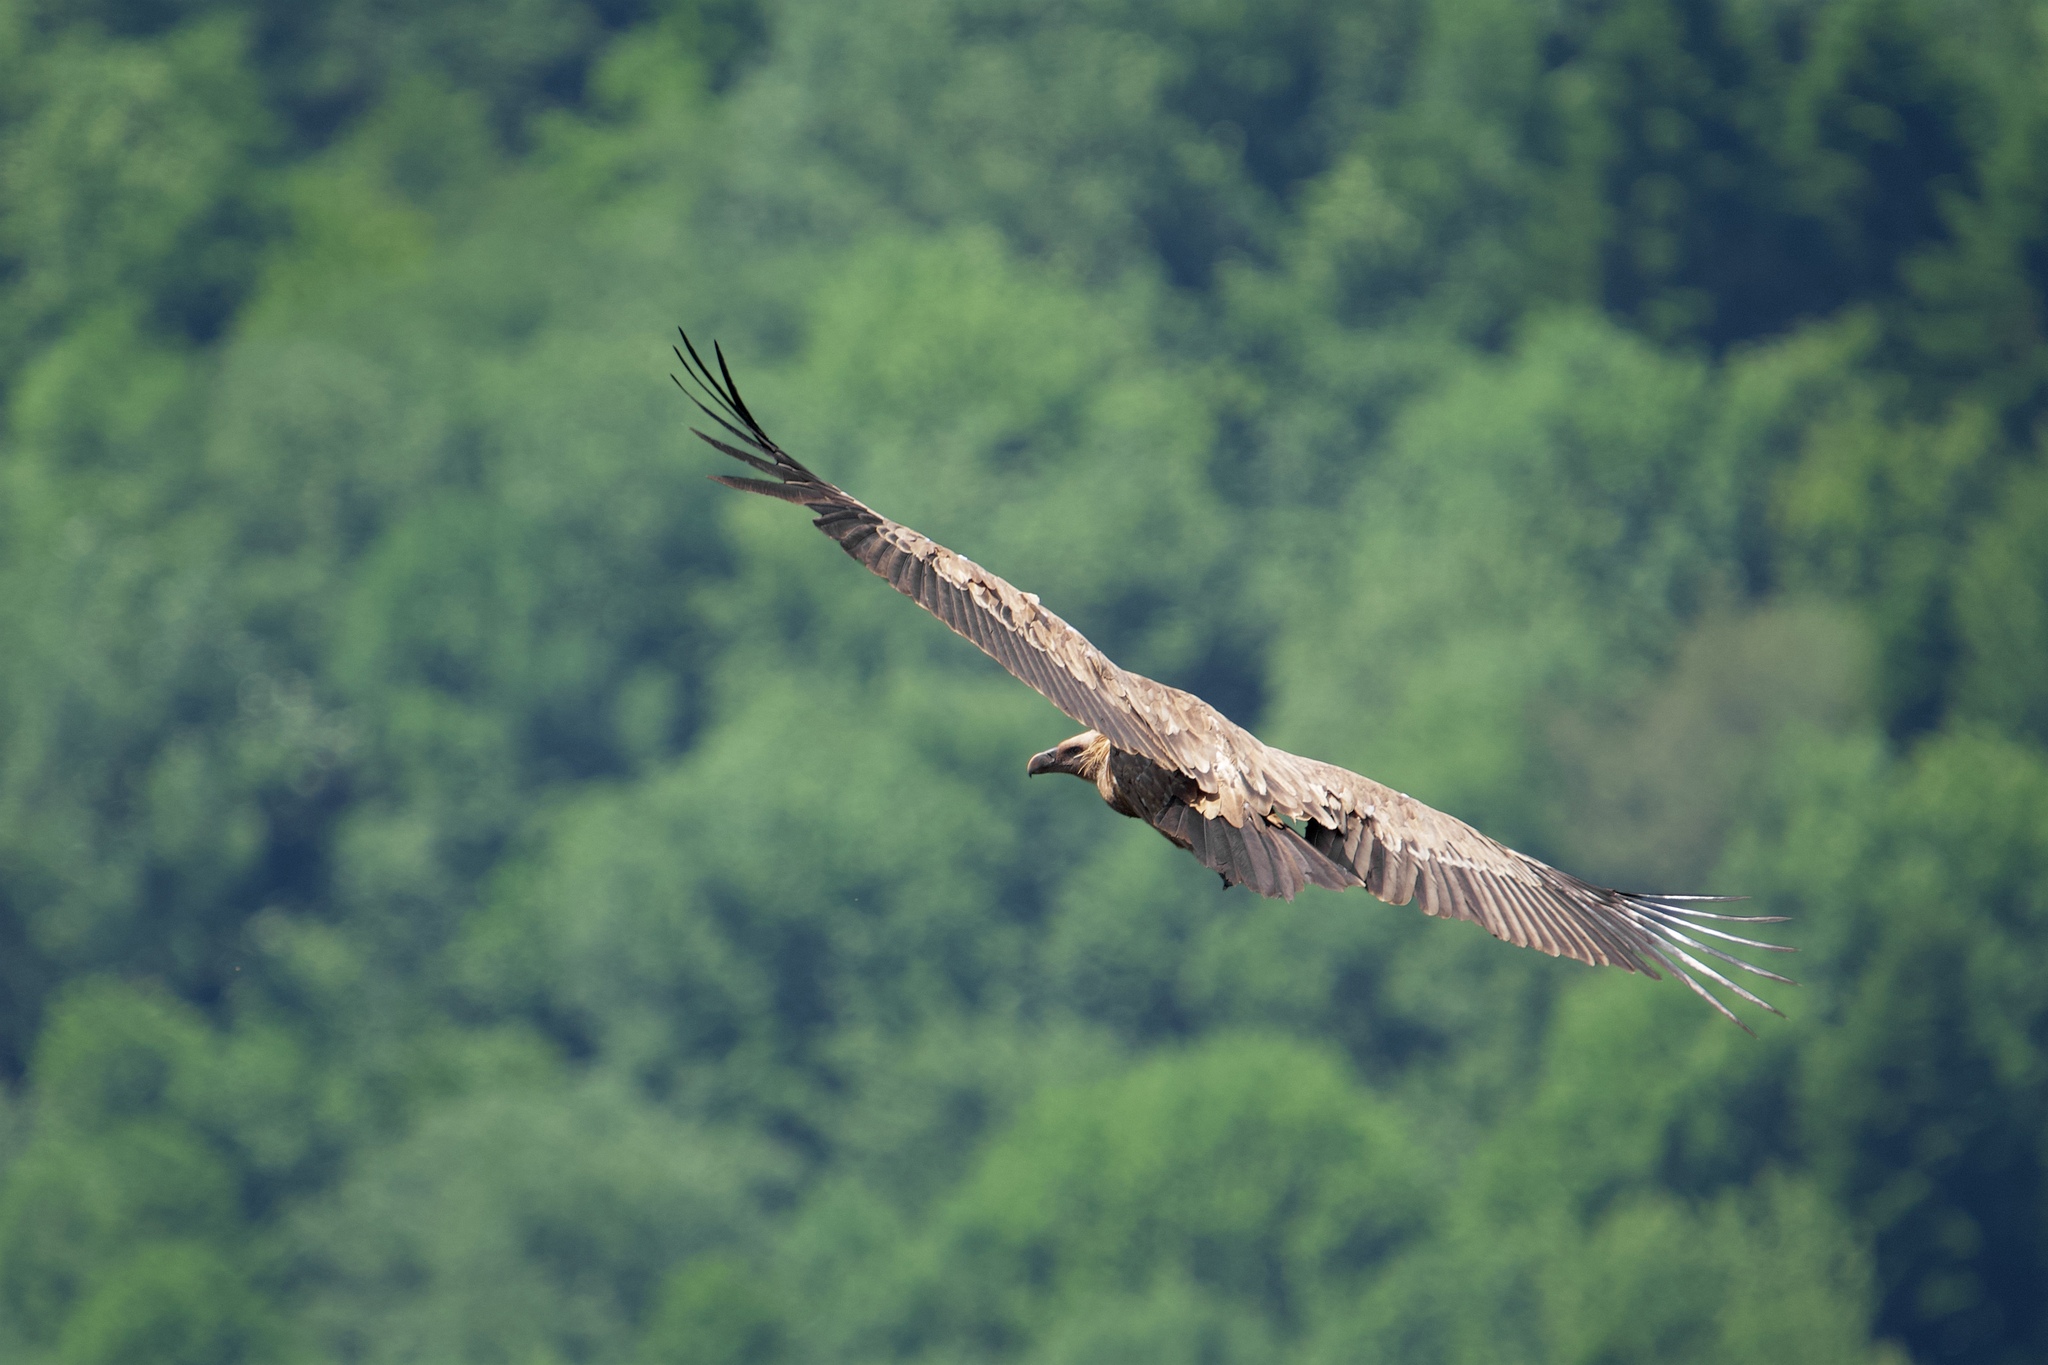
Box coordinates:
[1,0,2045,1360]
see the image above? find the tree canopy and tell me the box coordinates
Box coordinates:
[1,0,2045,1361]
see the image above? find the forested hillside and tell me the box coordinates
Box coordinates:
[1,0,2045,1361]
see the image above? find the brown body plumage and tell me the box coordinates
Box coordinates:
[1027,732,1358,898]
[676,332,1795,1030]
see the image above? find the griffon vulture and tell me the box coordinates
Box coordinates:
[676,334,1793,1029]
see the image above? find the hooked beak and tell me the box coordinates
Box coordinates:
[1027,747,1060,777]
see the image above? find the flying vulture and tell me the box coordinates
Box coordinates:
[675,334,1794,1029]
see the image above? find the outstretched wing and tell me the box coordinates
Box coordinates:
[676,332,1221,768]
[678,333,1793,1028]
[1262,749,1796,1030]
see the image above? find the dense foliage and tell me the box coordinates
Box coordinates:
[2,0,2045,1361]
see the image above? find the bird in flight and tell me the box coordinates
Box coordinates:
[675,333,1794,1029]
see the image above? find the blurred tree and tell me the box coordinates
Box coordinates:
[1951,465,2048,746]
[640,1255,786,1365]
[903,1033,1432,1357]
[295,1079,781,1365]
[0,14,273,369]
[1783,733,2048,1361]
[0,980,283,1364]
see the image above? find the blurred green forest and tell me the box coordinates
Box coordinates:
[1,0,2046,1360]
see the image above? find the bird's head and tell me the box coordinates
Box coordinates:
[1027,730,1109,780]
